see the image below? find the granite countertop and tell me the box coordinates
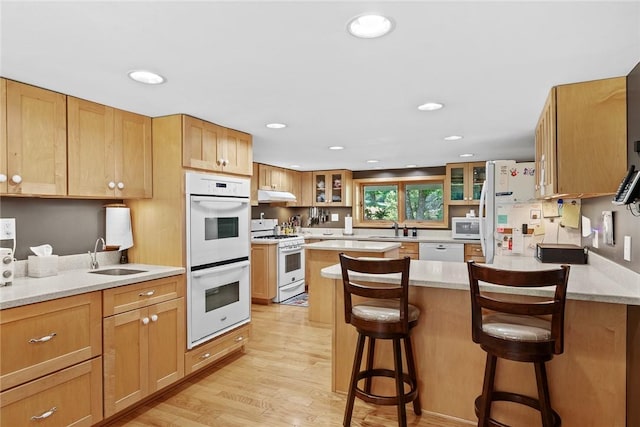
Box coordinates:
[304,240,401,252]
[0,263,185,310]
[320,253,640,306]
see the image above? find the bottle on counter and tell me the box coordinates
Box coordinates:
[412,227,418,237]
[403,225,408,237]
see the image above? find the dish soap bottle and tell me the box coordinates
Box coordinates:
[403,225,408,237]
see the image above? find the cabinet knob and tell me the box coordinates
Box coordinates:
[200,352,211,360]
[10,174,22,184]
[235,336,244,342]
[141,317,150,325]
[117,182,125,190]
[31,407,57,421]
[217,158,224,166]
[150,314,158,322]
[108,181,116,189]
[0,174,6,183]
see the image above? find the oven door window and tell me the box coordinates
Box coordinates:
[205,281,240,311]
[204,217,239,240]
[284,251,301,273]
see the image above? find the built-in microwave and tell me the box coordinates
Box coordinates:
[451,217,481,240]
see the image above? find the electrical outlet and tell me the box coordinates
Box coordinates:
[624,236,632,262]
[0,218,16,240]
[593,230,599,249]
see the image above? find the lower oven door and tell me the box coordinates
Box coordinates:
[278,246,305,288]
[188,260,250,348]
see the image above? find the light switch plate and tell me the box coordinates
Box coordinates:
[0,218,16,240]
[624,236,631,261]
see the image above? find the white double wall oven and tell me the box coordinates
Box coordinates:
[186,172,251,349]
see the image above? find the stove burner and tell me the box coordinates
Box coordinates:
[253,235,299,240]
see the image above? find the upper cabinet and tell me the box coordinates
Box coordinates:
[67,97,152,198]
[2,80,67,196]
[446,162,485,205]
[182,115,252,176]
[312,170,352,206]
[535,77,627,198]
[0,79,6,194]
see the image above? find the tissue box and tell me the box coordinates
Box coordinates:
[28,255,59,278]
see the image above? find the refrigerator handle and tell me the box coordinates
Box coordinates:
[479,180,487,257]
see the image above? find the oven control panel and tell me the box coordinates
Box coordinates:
[186,172,250,198]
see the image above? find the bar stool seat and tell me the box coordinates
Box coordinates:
[339,253,421,427]
[466,260,570,427]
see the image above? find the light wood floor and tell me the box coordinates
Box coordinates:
[105,303,460,427]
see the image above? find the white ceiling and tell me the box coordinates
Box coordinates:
[1,1,639,172]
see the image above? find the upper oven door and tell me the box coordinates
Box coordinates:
[189,195,250,267]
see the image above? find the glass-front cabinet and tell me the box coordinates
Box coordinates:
[446,162,486,205]
[312,170,352,206]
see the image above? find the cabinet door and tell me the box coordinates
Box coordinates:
[300,171,314,206]
[184,324,250,375]
[251,244,277,302]
[5,80,66,195]
[0,78,7,193]
[288,169,301,206]
[446,163,466,203]
[467,162,486,203]
[251,162,259,206]
[103,307,149,417]
[182,116,224,171]
[115,109,152,198]
[221,128,252,176]
[67,97,116,197]
[148,298,185,393]
[535,88,557,198]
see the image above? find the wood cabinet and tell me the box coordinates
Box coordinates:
[0,79,6,193]
[67,96,152,198]
[3,80,67,196]
[398,241,419,260]
[251,243,277,304]
[535,77,627,198]
[183,115,252,175]
[184,323,250,375]
[102,276,185,417]
[464,243,485,263]
[258,163,289,191]
[251,162,259,205]
[300,171,314,206]
[0,292,103,425]
[312,170,352,206]
[446,162,486,205]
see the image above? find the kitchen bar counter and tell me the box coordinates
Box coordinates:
[0,263,185,309]
[301,230,480,245]
[305,240,401,324]
[320,253,640,426]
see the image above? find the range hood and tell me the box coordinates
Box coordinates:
[258,189,297,203]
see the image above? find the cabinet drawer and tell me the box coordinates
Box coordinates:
[0,292,102,391]
[399,242,419,259]
[465,244,485,262]
[185,324,250,374]
[0,357,103,427]
[103,275,185,316]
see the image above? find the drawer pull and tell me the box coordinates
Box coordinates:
[31,407,57,420]
[28,333,57,344]
[200,352,211,360]
[235,336,244,342]
[139,290,155,297]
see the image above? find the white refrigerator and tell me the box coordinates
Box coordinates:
[480,160,538,263]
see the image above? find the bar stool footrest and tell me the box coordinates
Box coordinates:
[354,368,418,406]
[474,392,561,427]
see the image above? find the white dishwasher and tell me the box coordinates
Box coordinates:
[419,242,464,262]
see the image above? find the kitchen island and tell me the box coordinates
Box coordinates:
[305,240,400,324]
[321,254,640,427]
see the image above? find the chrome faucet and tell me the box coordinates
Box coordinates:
[89,237,106,269]
[392,221,399,237]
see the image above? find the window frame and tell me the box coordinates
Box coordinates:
[353,175,448,229]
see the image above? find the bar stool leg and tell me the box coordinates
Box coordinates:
[344,333,366,426]
[478,353,497,427]
[364,338,376,394]
[392,337,407,427]
[534,362,555,427]
[403,335,421,415]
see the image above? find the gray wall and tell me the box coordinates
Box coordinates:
[0,198,114,260]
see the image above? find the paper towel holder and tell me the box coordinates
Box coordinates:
[104,203,132,251]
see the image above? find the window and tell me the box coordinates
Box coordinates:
[354,175,448,228]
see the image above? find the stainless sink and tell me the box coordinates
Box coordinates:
[89,268,147,276]
[368,236,398,239]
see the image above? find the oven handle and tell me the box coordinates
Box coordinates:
[279,246,303,253]
[191,196,250,204]
[280,280,305,291]
[192,260,250,278]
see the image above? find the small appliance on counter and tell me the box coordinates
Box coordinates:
[0,248,14,286]
[535,243,588,264]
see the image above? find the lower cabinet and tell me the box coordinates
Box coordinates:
[464,243,485,262]
[184,323,250,374]
[102,276,186,417]
[251,243,277,304]
[398,242,419,260]
[0,358,103,427]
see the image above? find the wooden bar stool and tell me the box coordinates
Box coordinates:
[339,253,421,427]
[466,260,570,427]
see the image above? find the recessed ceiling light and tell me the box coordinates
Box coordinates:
[266,123,287,129]
[444,135,463,141]
[405,164,417,168]
[366,159,379,163]
[417,102,444,111]
[347,14,394,39]
[290,164,301,168]
[128,70,165,85]
[329,146,344,150]
[460,153,474,158]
